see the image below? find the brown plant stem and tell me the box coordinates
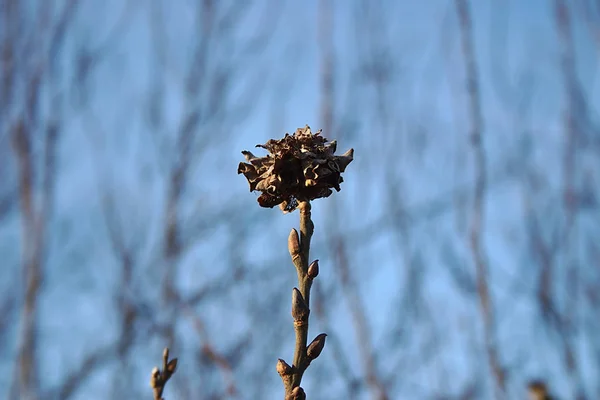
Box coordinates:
[293,201,314,383]
[280,201,316,397]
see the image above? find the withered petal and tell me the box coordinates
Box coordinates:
[237,162,254,175]
[257,193,283,208]
[325,140,337,155]
[266,185,278,195]
[304,166,316,180]
[255,179,269,192]
[313,165,332,177]
[327,160,340,173]
[241,150,258,162]
[335,148,354,172]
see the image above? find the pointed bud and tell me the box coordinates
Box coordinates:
[307,333,327,361]
[150,367,160,388]
[166,358,178,377]
[307,260,319,279]
[276,358,293,376]
[291,288,309,321]
[286,386,306,400]
[288,229,300,260]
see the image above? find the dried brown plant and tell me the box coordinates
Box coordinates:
[239,126,353,398]
[238,125,354,212]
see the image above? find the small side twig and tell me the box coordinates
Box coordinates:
[150,348,178,400]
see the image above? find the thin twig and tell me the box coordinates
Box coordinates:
[46,344,117,400]
[553,1,586,397]
[279,201,326,399]
[332,236,389,400]
[181,305,238,396]
[454,0,505,397]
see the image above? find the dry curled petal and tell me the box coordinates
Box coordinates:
[237,125,354,212]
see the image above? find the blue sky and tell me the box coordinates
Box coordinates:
[1,0,599,399]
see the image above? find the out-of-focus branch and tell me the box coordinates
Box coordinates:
[529,212,562,328]
[577,0,600,50]
[161,0,215,350]
[0,292,16,353]
[318,3,387,394]
[11,119,60,400]
[6,1,77,398]
[555,0,579,239]
[11,119,42,400]
[319,0,334,136]
[312,283,360,399]
[332,237,389,400]
[182,305,238,396]
[488,0,516,107]
[99,190,142,394]
[553,1,586,398]
[1,0,16,115]
[454,0,505,398]
[45,344,118,400]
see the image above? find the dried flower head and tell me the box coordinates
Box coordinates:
[237,125,353,212]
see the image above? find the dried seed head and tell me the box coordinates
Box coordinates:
[276,358,293,376]
[291,288,309,322]
[238,125,354,212]
[288,229,300,259]
[307,260,319,279]
[306,333,327,361]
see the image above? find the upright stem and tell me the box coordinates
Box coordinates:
[298,201,314,303]
[291,201,314,388]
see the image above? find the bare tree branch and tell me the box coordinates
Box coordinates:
[331,236,389,400]
[553,1,587,397]
[454,0,505,397]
